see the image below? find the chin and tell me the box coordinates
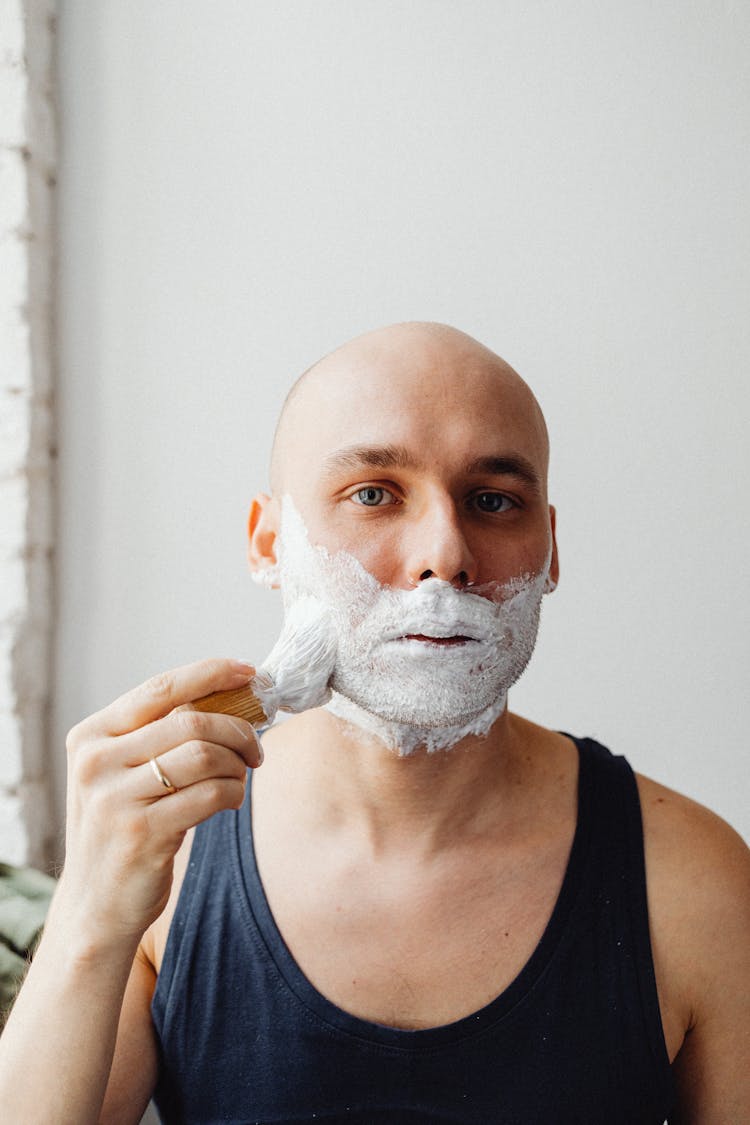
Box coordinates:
[325,690,509,757]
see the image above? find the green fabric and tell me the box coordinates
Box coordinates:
[0,862,56,1010]
[0,862,56,902]
[0,940,27,1007]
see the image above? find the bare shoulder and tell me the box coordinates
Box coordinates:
[636,771,749,998]
[636,771,749,906]
[636,772,750,955]
[636,773,750,1121]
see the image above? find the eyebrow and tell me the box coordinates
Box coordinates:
[464,455,542,490]
[321,444,542,489]
[322,444,419,475]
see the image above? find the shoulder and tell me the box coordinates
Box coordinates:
[634,774,750,1119]
[635,771,749,917]
[635,772,750,1040]
[636,772,749,948]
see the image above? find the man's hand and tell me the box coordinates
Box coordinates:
[0,659,265,1125]
[57,658,263,954]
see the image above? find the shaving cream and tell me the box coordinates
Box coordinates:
[274,496,551,755]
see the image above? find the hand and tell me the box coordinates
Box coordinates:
[57,658,263,954]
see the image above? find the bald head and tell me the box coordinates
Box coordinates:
[270,321,549,494]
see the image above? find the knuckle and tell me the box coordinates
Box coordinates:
[65,724,83,754]
[144,671,174,704]
[187,739,214,772]
[176,709,206,743]
[205,656,235,678]
[203,779,225,807]
[72,742,109,786]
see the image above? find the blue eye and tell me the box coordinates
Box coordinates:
[351,487,392,507]
[473,492,514,513]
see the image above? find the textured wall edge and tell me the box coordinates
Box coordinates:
[0,0,57,867]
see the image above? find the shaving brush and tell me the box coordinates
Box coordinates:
[191,597,336,726]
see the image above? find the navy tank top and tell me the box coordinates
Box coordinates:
[151,737,675,1123]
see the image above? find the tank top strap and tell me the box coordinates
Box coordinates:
[568,735,668,1070]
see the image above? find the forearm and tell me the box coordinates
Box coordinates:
[0,658,262,1124]
[0,893,140,1125]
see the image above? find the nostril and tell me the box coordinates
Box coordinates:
[418,568,470,586]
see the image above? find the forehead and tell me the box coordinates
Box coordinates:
[276,332,548,491]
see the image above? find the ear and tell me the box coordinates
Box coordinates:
[248,493,281,588]
[545,505,560,593]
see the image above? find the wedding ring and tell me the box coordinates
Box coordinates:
[149,755,177,794]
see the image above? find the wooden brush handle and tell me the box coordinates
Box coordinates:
[191,684,268,727]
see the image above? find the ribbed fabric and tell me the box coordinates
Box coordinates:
[152,737,674,1124]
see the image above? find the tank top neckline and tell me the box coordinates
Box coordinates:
[231,735,598,1051]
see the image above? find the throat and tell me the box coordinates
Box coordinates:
[251,764,578,1033]
[250,718,580,1031]
[263,708,550,862]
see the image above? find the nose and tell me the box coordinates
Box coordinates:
[404,500,477,588]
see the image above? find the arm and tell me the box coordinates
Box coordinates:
[669,814,750,1123]
[100,832,196,1124]
[0,659,262,1125]
[640,778,750,1123]
[97,945,160,1125]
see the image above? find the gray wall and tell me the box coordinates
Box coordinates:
[54,1,749,848]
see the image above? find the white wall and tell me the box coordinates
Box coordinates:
[54,1,750,849]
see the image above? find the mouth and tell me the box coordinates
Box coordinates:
[400,633,476,647]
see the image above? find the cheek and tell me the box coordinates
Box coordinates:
[519,540,554,581]
[305,515,403,587]
[337,542,400,588]
[475,539,552,588]
[354,522,421,587]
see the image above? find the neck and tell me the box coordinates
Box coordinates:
[263,704,542,860]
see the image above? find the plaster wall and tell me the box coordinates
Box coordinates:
[0,0,56,866]
[54,2,749,848]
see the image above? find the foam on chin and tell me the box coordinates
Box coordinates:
[324,688,511,757]
[277,495,550,755]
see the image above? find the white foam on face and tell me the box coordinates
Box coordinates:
[277,496,551,756]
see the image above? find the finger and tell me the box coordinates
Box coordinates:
[118,708,263,771]
[74,659,257,741]
[132,738,254,800]
[142,775,249,836]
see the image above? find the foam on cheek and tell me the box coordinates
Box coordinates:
[277,495,550,755]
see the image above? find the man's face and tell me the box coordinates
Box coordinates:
[273,328,557,595]
[251,325,558,751]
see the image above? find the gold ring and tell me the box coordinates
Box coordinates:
[149,755,177,794]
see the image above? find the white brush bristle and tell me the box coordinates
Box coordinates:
[253,597,336,722]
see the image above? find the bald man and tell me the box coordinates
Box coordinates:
[1,324,748,1124]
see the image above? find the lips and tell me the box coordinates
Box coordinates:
[387,618,485,644]
[402,634,475,646]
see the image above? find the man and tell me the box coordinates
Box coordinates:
[1,322,748,1123]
